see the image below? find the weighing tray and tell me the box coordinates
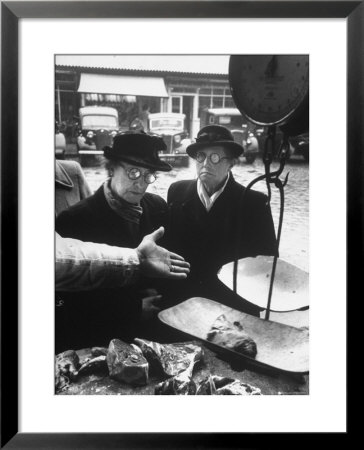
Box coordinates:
[218,256,309,312]
[159,297,309,374]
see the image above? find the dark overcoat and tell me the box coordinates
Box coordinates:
[55,185,167,351]
[164,173,277,315]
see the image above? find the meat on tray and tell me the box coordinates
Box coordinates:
[206,314,257,358]
[107,339,149,386]
[134,338,203,378]
[196,375,261,395]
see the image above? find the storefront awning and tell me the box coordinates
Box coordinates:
[78,73,168,97]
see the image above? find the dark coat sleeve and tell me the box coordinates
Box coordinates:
[163,181,187,251]
[240,190,278,258]
[167,180,188,204]
[141,193,168,234]
[56,200,95,242]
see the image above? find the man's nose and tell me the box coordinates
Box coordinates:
[203,157,212,167]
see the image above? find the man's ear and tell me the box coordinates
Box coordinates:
[229,158,238,169]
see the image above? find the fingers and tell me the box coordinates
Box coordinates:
[140,296,162,321]
[168,251,187,262]
[166,272,188,280]
[164,261,189,280]
[142,294,163,304]
[146,226,165,243]
[170,258,190,269]
[169,264,190,274]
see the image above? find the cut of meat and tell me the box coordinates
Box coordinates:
[216,380,261,395]
[154,348,198,395]
[206,314,257,358]
[106,339,149,386]
[134,338,203,378]
[76,355,108,377]
[196,375,261,395]
[55,350,80,393]
[91,347,108,357]
[155,368,197,395]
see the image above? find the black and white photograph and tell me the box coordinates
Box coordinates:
[54,54,309,396]
[1,0,354,443]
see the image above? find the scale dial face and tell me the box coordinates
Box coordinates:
[229,55,309,126]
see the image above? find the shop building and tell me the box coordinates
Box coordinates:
[55,55,234,139]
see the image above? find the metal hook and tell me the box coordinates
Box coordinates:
[282,172,290,187]
[233,128,290,321]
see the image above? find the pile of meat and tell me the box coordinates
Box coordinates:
[55,337,261,395]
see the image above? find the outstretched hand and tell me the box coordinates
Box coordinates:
[136,227,190,279]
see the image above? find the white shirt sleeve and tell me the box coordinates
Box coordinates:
[55,232,140,291]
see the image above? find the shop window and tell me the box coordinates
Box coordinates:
[171,96,182,113]
[213,88,225,96]
[199,88,213,95]
[224,97,235,108]
[212,97,223,108]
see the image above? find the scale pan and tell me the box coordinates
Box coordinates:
[218,256,309,312]
[159,297,309,374]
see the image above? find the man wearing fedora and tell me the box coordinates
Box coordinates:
[165,125,278,316]
[55,131,184,351]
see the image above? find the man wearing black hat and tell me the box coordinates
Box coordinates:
[165,125,278,316]
[55,131,179,351]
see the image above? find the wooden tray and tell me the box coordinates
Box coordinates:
[159,297,309,374]
[218,256,309,312]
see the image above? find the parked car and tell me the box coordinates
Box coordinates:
[255,127,307,162]
[290,133,309,162]
[148,113,192,166]
[76,106,120,154]
[55,121,66,159]
[202,108,259,163]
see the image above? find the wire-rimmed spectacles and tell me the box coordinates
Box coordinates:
[125,167,157,184]
[195,151,230,164]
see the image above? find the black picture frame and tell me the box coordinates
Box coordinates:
[1,1,358,447]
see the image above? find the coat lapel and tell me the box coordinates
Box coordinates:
[209,174,242,214]
[180,181,208,229]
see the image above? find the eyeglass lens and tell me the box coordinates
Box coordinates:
[127,168,156,184]
[196,152,224,164]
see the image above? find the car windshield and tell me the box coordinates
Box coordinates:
[150,118,183,130]
[217,116,243,127]
[82,115,118,128]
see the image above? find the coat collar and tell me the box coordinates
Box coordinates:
[183,172,241,204]
[177,173,240,226]
[55,161,74,190]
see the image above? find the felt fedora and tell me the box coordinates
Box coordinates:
[103,131,172,172]
[186,125,244,158]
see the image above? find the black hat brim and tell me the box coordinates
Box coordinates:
[113,155,172,172]
[186,140,244,158]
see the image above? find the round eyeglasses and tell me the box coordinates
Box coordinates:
[126,167,157,184]
[195,151,230,164]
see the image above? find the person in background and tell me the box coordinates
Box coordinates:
[55,159,92,216]
[140,104,150,132]
[165,125,278,316]
[129,117,144,132]
[55,131,173,350]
